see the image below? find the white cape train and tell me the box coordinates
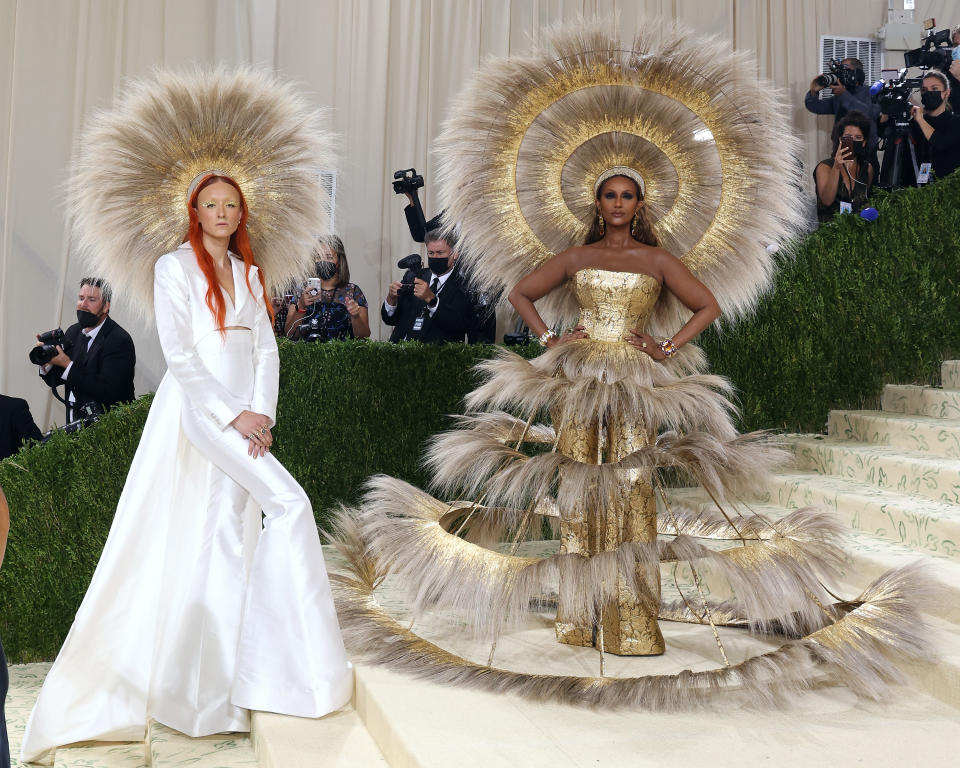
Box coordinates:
[22,246,352,762]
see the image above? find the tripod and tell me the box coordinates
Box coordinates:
[877,120,920,190]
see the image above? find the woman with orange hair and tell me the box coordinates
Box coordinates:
[22,171,352,762]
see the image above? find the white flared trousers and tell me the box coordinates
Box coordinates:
[151,330,352,734]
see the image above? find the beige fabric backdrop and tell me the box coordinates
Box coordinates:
[1,0,957,429]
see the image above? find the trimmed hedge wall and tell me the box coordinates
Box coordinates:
[701,173,960,432]
[1,173,959,662]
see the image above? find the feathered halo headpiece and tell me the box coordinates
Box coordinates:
[68,67,335,319]
[434,18,807,331]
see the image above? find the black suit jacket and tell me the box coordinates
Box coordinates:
[41,316,136,421]
[0,394,42,460]
[381,267,495,344]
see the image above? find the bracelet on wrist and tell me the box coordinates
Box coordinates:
[658,338,679,358]
[538,328,557,346]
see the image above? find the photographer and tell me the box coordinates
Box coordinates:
[36,277,136,423]
[382,230,495,344]
[949,26,960,112]
[910,70,960,181]
[814,111,874,223]
[805,58,881,128]
[285,236,370,341]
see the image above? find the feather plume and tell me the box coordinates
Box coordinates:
[434,19,806,332]
[340,479,847,641]
[68,66,335,319]
[331,561,933,709]
[424,429,788,514]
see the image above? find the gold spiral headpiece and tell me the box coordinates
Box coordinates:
[435,18,806,329]
[68,67,335,319]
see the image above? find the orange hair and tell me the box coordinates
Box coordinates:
[186,174,275,330]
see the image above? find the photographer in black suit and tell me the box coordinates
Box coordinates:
[0,394,42,460]
[381,230,495,344]
[36,277,136,423]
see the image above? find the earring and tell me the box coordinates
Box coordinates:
[598,214,605,235]
[631,211,640,237]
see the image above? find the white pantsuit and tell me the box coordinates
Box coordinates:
[22,244,352,763]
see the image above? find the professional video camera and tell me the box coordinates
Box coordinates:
[872,69,924,190]
[393,167,429,238]
[396,253,423,296]
[814,59,864,90]
[904,25,956,70]
[41,401,103,442]
[28,328,73,366]
[874,70,924,130]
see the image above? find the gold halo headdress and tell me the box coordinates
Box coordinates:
[68,67,335,319]
[435,19,807,331]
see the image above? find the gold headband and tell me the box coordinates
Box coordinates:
[594,166,645,197]
[186,169,231,202]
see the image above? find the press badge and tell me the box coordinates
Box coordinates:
[917,163,932,185]
[839,201,852,214]
[412,315,425,333]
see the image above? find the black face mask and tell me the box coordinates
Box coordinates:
[921,91,944,111]
[316,261,337,280]
[77,309,101,328]
[851,140,866,158]
[428,256,450,275]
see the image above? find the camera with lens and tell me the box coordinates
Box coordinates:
[814,59,863,90]
[396,253,423,296]
[874,70,923,131]
[392,168,424,196]
[904,26,954,70]
[41,401,103,442]
[29,328,73,366]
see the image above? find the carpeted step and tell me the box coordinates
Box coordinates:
[788,435,960,506]
[251,708,387,767]
[881,383,960,419]
[761,469,960,562]
[941,360,960,390]
[147,721,257,767]
[828,409,960,458]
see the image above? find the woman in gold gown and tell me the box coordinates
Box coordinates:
[507,168,720,656]
[329,21,928,707]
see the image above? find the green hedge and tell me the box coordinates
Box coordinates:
[700,173,960,432]
[2,173,959,662]
[0,341,535,661]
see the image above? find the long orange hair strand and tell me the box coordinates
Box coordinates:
[186,174,275,329]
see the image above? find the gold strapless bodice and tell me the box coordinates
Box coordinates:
[572,269,661,342]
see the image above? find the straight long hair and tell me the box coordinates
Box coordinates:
[584,175,660,247]
[186,174,275,328]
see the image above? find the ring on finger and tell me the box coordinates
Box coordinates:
[641,342,648,348]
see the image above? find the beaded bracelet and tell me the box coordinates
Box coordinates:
[538,329,557,346]
[658,338,678,358]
